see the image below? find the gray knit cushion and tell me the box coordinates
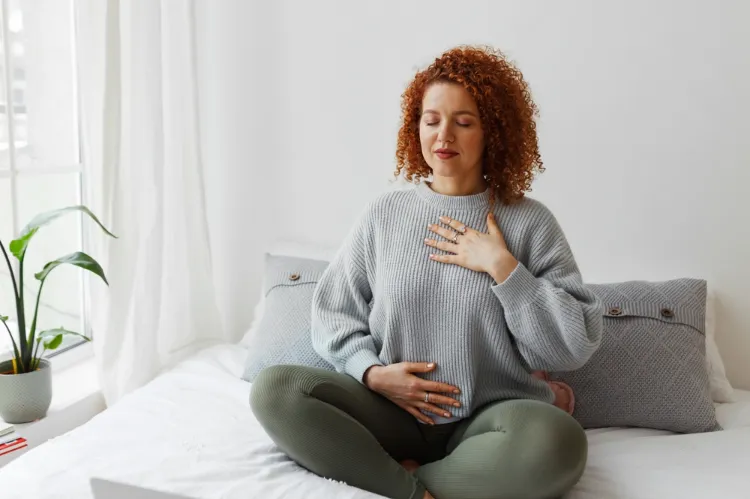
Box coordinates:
[241,253,335,382]
[549,278,720,433]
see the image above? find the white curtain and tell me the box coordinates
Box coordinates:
[75,0,226,405]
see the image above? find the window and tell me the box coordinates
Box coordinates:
[0,0,89,359]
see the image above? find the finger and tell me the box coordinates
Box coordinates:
[428,253,458,264]
[405,405,435,425]
[424,238,458,253]
[427,223,459,242]
[420,380,461,395]
[404,362,436,373]
[416,401,453,419]
[421,392,462,408]
[439,215,471,234]
[486,212,500,235]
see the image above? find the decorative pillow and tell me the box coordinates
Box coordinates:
[241,253,335,382]
[548,278,720,434]
[239,241,340,347]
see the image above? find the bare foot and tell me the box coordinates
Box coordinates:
[400,460,433,498]
[399,459,420,473]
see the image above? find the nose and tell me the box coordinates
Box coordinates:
[437,123,454,144]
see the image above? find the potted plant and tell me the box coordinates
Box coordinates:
[0,206,116,424]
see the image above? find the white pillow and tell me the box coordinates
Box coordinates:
[238,291,267,348]
[705,285,736,403]
[238,240,339,347]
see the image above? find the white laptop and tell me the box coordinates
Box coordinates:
[90,477,195,499]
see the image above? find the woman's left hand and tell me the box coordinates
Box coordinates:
[425,212,518,283]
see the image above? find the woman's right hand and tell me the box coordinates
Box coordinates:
[363,362,462,425]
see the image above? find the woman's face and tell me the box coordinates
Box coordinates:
[419,82,485,183]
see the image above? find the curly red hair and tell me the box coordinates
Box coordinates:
[395,45,544,205]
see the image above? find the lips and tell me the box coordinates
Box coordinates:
[435,148,458,159]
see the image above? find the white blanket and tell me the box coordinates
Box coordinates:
[1,344,749,499]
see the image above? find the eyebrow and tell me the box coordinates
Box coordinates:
[422,109,478,118]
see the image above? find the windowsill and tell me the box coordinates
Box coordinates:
[48,341,99,413]
[0,342,104,468]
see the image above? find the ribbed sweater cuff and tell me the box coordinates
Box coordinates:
[344,349,383,384]
[491,261,541,311]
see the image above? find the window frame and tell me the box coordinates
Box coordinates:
[0,0,92,361]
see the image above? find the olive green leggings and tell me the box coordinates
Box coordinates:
[250,365,587,499]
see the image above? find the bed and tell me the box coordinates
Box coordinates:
[0,342,748,499]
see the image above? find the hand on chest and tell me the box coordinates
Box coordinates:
[377,229,499,312]
[377,210,524,291]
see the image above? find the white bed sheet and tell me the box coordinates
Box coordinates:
[0,343,748,499]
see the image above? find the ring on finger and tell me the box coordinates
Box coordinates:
[452,232,460,243]
[424,392,430,403]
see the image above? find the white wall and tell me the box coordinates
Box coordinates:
[195,0,750,389]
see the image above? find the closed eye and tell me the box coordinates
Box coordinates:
[424,122,472,127]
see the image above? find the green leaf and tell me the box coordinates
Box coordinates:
[9,228,38,259]
[0,315,7,322]
[9,205,116,260]
[43,334,63,350]
[34,251,109,285]
[36,328,90,350]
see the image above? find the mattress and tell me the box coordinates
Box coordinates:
[1,343,749,499]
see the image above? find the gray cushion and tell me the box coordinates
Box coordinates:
[241,253,335,382]
[549,278,720,433]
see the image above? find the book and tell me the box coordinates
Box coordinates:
[0,421,14,437]
[0,437,26,452]
[0,432,18,445]
[0,438,27,457]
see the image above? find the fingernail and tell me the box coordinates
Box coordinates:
[439,216,447,222]
[444,412,450,417]
[427,363,434,368]
[454,402,460,407]
[454,389,460,394]
[424,238,429,243]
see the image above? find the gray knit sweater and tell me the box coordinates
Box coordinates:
[311,181,603,423]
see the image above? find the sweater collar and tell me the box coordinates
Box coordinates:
[415,181,491,212]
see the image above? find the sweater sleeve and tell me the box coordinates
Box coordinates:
[311,206,382,383]
[491,205,603,372]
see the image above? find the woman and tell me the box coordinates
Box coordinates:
[251,45,603,499]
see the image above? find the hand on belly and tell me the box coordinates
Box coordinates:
[363,361,463,425]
